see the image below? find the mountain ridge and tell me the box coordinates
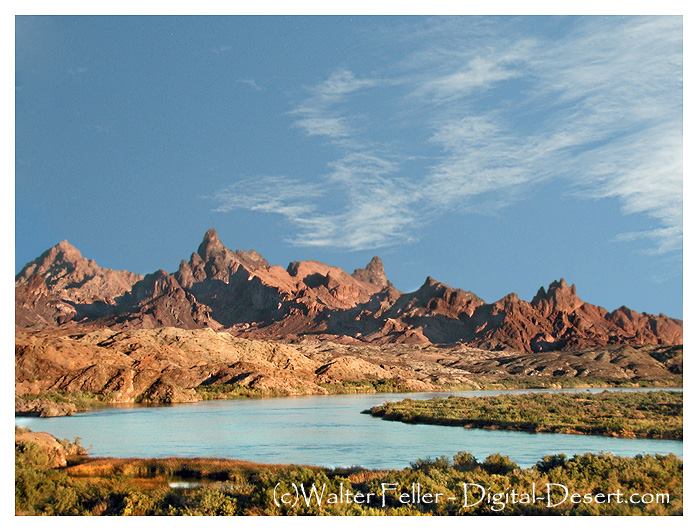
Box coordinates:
[15,229,682,352]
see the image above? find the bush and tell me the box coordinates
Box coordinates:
[481,454,519,475]
[178,487,238,516]
[410,456,452,473]
[453,452,479,472]
[536,454,568,473]
[15,442,682,516]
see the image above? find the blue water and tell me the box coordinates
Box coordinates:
[15,387,682,469]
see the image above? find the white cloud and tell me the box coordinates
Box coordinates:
[575,123,682,253]
[237,78,264,91]
[219,70,421,250]
[290,69,379,140]
[211,155,420,251]
[213,17,682,254]
[412,44,533,103]
[313,69,378,99]
[418,16,682,253]
[212,176,321,219]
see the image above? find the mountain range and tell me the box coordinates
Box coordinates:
[15,229,682,353]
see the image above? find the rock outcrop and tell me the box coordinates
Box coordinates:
[351,256,391,289]
[14,327,682,413]
[15,397,78,417]
[15,427,86,468]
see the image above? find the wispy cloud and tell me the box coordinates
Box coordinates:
[417,16,682,253]
[212,155,420,250]
[237,78,264,91]
[578,123,682,254]
[212,175,322,220]
[290,69,379,141]
[212,16,682,254]
[216,68,420,250]
[411,42,534,104]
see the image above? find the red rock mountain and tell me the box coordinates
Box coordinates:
[15,241,142,327]
[15,229,682,352]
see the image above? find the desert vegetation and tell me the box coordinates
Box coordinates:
[465,376,682,390]
[16,439,682,516]
[367,391,682,440]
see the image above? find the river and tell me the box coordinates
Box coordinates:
[15,387,682,469]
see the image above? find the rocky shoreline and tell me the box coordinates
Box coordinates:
[15,323,682,418]
[15,397,79,418]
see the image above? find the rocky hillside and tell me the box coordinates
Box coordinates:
[15,229,682,352]
[15,327,682,415]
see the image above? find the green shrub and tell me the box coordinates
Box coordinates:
[481,454,519,475]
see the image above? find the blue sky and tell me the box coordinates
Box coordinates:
[15,16,682,317]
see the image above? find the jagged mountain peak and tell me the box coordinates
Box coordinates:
[194,228,270,274]
[15,240,142,327]
[234,249,269,270]
[52,239,82,257]
[197,228,225,258]
[386,275,483,321]
[531,277,582,314]
[15,236,682,352]
[497,292,523,305]
[16,239,139,287]
[421,276,442,289]
[416,276,479,299]
[16,240,84,280]
[351,256,390,288]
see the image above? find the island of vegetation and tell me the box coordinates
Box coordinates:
[15,428,682,516]
[366,391,682,440]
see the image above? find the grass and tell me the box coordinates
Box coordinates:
[17,391,110,410]
[367,391,682,440]
[318,378,420,395]
[193,384,276,400]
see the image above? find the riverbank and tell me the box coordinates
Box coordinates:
[15,375,683,418]
[16,433,683,516]
[16,327,683,417]
[366,391,683,440]
[16,387,682,469]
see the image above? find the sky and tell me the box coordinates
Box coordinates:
[15,16,683,317]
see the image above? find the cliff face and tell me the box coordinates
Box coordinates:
[15,229,682,352]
